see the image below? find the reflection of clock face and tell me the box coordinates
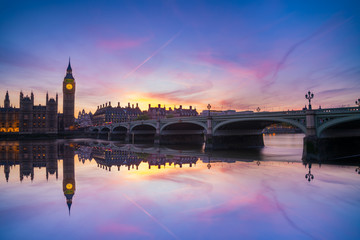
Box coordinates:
[66,84,73,90]
[66,183,73,189]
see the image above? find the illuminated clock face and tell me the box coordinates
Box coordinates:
[66,84,73,90]
[66,183,73,189]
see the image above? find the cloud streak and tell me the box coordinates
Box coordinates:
[122,30,182,80]
[270,15,354,84]
[123,194,179,239]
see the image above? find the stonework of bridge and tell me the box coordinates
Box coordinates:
[89,107,360,160]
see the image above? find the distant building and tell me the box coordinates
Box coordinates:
[147,104,198,119]
[200,110,251,116]
[92,102,142,125]
[171,105,198,117]
[147,104,167,119]
[76,109,93,128]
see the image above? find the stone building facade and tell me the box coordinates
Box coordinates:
[19,92,58,134]
[147,104,198,119]
[92,102,142,125]
[0,91,58,134]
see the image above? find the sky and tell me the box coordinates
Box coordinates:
[0,0,359,114]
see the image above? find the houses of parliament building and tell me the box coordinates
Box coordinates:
[0,60,76,134]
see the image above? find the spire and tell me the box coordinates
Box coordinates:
[67,200,72,216]
[64,58,74,80]
[67,57,72,73]
[4,91,10,108]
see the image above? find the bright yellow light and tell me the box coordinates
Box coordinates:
[66,183,73,189]
[66,84,73,90]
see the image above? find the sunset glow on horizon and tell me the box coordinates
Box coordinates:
[1,0,359,114]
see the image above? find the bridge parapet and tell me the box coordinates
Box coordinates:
[316,107,359,114]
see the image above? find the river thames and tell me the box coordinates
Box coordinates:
[0,134,359,240]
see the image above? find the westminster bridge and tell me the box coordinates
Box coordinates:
[89,107,360,160]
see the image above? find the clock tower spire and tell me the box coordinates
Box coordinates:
[63,58,76,130]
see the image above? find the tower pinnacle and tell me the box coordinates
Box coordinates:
[4,91,10,108]
[67,57,72,73]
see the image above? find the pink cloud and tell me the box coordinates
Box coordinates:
[145,81,212,103]
[195,52,276,86]
[195,193,275,220]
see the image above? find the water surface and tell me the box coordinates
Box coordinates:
[0,134,359,240]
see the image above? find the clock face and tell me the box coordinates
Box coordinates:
[66,183,73,189]
[66,84,73,90]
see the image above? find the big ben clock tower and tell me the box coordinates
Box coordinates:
[63,59,76,130]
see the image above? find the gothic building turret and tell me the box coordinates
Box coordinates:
[4,91,10,108]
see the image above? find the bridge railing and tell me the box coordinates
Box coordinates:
[92,107,359,128]
[315,107,359,114]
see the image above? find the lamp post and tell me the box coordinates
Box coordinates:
[207,104,211,117]
[356,99,360,107]
[207,156,211,170]
[305,91,314,110]
[256,107,261,112]
[305,163,314,182]
[356,167,360,174]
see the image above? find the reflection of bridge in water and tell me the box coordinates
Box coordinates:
[89,107,360,161]
[76,144,199,171]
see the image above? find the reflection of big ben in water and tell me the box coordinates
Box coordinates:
[63,144,75,214]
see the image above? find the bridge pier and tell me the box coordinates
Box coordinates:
[303,110,319,161]
[125,122,131,143]
[154,120,160,145]
[205,134,213,150]
[204,115,213,150]
[303,136,360,163]
[302,136,319,161]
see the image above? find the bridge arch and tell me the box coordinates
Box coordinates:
[160,121,207,133]
[130,123,157,132]
[160,121,206,145]
[130,123,156,143]
[100,127,111,133]
[317,115,360,137]
[113,126,128,132]
[213,117,306,134]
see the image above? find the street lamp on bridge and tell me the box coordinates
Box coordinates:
[207,104,211,117]
[305,91,314,110]
[356,99,360,107]
[305,163,314,182]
